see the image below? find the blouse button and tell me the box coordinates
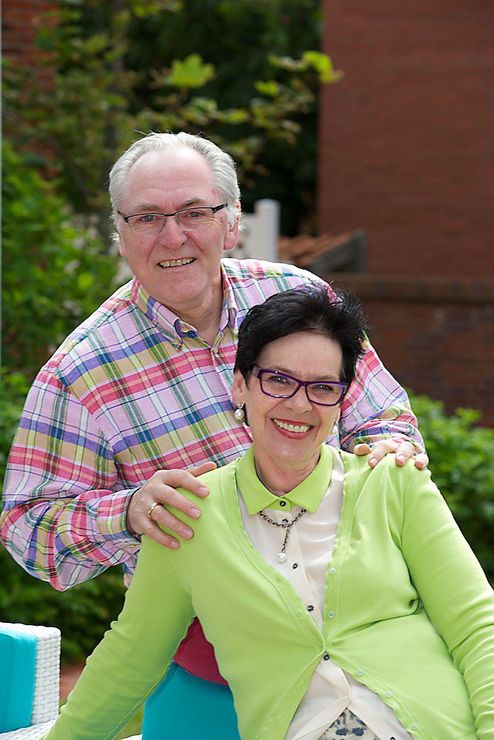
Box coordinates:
[292,563,299,569]
[307,605,314,612]
[323,653,330,661]
[279,500,287,507]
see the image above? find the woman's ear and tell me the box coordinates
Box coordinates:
[232,370,246,407]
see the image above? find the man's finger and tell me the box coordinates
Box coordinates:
[146,501,194,540]
[188,461,217,478]
[353,443,372,456]
[367,439,400,468]
[141,518,181,550]
[413,452,429,470]
[394,441,419,466]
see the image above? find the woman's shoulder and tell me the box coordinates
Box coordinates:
[339,447,432,487]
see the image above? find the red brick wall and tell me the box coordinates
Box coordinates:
[3,0,54,64]
[332,274,494,425]
[319,1,494,279]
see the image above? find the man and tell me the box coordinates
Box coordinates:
[1,132,427,738]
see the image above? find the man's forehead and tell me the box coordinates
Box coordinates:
[129,147,211,179]
[124,147,217,206]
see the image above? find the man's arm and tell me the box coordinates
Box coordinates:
[338,336,428,468]
[0,368,209,589]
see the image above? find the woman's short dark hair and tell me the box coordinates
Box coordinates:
[234,283,367,388]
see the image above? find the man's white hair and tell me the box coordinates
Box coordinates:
[109,132,241,227]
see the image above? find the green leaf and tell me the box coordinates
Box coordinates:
[255,80,280,98]
[167,54,215,89]
[302,50,344,83]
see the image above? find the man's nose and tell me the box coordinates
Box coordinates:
[158,215,186,249]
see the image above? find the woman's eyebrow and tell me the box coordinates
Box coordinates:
[267,366,341,381]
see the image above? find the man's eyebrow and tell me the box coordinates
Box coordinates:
[129,198,209,213]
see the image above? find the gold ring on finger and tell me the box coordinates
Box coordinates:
[147,501,161,521]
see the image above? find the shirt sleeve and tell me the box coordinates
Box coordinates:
[401,466,494,737]
[0,367,140,591]
[338,335,424,452]
[44,535,194,740]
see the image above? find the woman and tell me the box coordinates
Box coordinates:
[45,285,493,739]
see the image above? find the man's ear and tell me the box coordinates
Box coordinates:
[232,370,246,406]
[117,233,127,258]
[223,204,241,252]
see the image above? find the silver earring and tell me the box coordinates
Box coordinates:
[234,404,245,422]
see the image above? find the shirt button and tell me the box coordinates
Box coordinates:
[307,605,314,612]
[292,563,299,569]
[129,544,138,550]
[328,610,335,618]
[323,653,330,661]
[282,518,289,524]
[279,500,287,507]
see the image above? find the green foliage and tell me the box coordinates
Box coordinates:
[410,393,494,580]
[2,141,118,380]
[3,0,339,236]
[0,372,29,486]
[0,546,125,663]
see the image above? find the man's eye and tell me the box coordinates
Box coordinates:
[181,209,207,220]
[137,213,160,223]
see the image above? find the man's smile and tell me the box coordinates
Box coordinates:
[158,257,196,269]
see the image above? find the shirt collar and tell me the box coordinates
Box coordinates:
[131,269,238,347]
[235,445,333,514]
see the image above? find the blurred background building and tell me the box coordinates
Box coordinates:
[3,0,494,422]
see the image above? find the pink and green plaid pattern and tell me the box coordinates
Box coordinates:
[1,259,422,590]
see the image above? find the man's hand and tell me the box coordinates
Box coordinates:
[127,462,216,549]
[353,440,429,470]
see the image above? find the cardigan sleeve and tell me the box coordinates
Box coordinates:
[44,535,194,740]
[400,466,494,738]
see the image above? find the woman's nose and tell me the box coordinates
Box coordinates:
[285,385,312,412]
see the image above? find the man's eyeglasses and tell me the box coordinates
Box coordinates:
[118,203,228,233]
[254,367,348,407]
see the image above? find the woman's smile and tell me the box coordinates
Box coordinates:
[271,418,313,436]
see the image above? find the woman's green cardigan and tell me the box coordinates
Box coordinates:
[45,449,494,740]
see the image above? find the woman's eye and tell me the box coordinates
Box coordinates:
[267,374,289,385]
[314,383,338,394]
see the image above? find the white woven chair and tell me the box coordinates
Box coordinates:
[0,622,142,740]
[0,623,60,739]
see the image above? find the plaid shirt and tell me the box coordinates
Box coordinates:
[1,259,422,591]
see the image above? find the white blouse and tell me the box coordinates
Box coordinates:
[238,450,412,740]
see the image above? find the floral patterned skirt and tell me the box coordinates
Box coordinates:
[319,709,378,739]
